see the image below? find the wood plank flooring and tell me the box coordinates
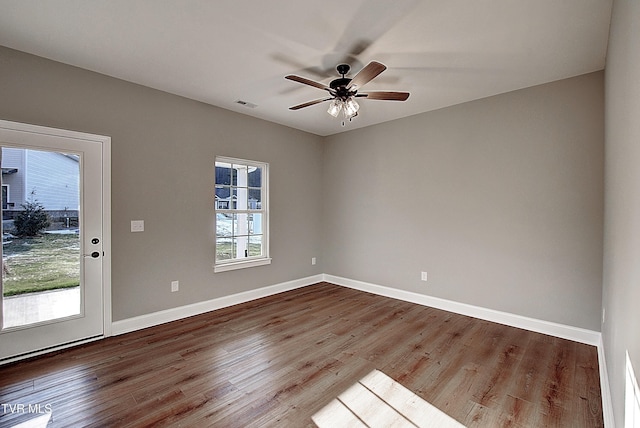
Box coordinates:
[0,282,603,427]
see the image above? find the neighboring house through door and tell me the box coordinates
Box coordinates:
[1,147,79,226]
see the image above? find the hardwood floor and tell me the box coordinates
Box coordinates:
[0,282,603,427]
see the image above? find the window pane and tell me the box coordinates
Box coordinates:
[249,213,262,234]
[215,162,232,185]
[232,164,245,186]
[248,166,262,187]
[235,235,249,258]
[248,189,261,209]
[248,235,262,257]
[236,212,249,236]
[216,238,234,261]
[235,186,248,209]
[216,213,233,237]
[215,185,231,209]
[215,185,229,198]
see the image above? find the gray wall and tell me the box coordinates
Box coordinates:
[0,47,605,334]
[0,46,324,321]
[323,72,604,331]
[603,0,640,425]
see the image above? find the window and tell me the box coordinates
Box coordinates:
[214,156,270,272]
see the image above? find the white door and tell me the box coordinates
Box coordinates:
[0,120,110,362]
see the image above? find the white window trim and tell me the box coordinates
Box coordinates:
[214,257,272,273]
[214,156,270,273]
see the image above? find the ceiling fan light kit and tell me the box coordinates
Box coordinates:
[328,99,360,127]
[285,61,409,125]
[327,98,360,124]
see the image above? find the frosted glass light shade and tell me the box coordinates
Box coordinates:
[344,98,359,117]
[327,99,342,117]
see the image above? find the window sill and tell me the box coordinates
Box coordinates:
[214,257,272,273]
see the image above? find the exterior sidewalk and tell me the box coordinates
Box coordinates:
[2,287,80,328]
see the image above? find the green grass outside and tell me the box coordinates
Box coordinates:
[2,234,80,297]
[216,242,262,261]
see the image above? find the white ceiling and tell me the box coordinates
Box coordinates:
[0,0,612,136]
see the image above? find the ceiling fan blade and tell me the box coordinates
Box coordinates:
[272,53,334,79]
[289,98,333,110]
[358,91,410,101]
[347,61,387,90]
[285,75,332,92]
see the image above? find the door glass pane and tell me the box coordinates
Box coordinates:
[2,147,81,329]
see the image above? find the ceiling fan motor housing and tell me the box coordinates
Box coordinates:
[330,77,354,99]
[331,64,356,99]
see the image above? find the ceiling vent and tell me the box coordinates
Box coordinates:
[235,100,258,109]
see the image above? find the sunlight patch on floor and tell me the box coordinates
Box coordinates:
[626,351,640,428]
[312,369,466,428]
[9,412,51,428]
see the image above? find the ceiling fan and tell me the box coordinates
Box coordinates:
[285,61,410,124]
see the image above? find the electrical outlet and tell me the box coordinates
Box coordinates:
[311,257,317,265]
[171,280,179,292]
[602,308,605,324]
[421,271,428,282]
[131,220,144,232]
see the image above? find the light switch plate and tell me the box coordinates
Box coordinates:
[131,220,144,232]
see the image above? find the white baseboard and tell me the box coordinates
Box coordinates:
[111,274,323,336]
[114,273,601,345]
[323,274,601,346]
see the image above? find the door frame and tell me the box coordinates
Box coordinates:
[0,119,111,363]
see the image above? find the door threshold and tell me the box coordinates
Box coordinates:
[0,335,103,366]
